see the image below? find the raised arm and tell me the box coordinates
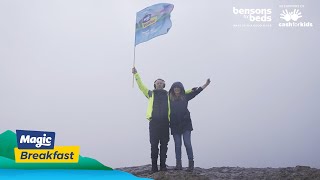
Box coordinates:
[201,78,211,90]
[132,67,152,98]
[186,78,211,101]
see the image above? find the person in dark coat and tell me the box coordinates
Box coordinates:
[169,79,211,171]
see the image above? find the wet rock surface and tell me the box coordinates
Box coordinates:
[117,165,320,180]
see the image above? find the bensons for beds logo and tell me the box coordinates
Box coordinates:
[232,7,272,28]
[14,130,80,163]
[233,7,272,22]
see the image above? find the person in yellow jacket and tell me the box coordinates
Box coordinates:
[132,67,170,173]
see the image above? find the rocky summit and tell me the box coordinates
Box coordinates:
[117,165,320,180]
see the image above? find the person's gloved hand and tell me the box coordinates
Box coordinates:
[132,67,137,74]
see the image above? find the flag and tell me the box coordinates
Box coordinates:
[135,3,174,46]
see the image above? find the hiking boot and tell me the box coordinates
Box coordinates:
[160,159,167,171]
[160,165,167,171]
[187,160,194,172]
[175,160,182,170]
[151,159,158,173]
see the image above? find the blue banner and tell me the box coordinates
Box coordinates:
[135,3,174,45]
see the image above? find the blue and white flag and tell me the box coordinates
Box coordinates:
[135,3,174,46]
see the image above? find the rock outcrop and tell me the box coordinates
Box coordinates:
[117,165,320,180]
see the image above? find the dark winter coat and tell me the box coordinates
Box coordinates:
[169,82,203,135]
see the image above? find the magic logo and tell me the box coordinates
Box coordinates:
[14,130,80,163]
[142,14,158,28]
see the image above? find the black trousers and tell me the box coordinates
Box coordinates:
[149,120,170,162]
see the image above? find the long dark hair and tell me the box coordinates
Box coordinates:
[169,82,186,101]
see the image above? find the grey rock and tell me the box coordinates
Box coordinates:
[116,165,320,180]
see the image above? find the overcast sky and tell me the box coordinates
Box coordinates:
[1,0,320,169]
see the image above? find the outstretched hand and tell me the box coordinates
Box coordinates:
[132,67,137,74]
[205,78,211,86]
[202,78,211,89]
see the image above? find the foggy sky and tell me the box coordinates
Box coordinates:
[1,0,319,168]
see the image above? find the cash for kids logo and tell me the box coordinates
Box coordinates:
[278,4,313,28]
[14,130,80,163]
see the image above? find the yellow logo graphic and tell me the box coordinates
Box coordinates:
[142,17,158,28]
[14,146,80,163]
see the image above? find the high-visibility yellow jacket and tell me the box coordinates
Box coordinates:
[134,73,193,121]
[134,73,170,121]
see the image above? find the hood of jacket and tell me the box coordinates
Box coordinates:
[169,82,185,95]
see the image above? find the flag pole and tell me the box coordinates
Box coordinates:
[132,17,137,88]
[132,45,136,88]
